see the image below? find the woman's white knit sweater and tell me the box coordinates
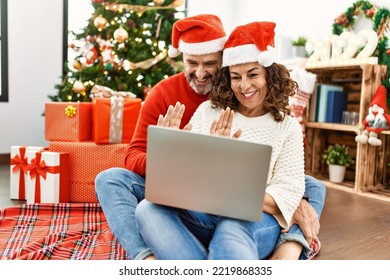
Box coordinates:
[189,100,305,228]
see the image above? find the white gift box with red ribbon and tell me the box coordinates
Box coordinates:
[25,150,70,204]
[10,146,46,200]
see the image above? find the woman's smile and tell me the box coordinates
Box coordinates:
[242,90,258,99]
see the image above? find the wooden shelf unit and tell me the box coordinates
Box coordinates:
[304,64,390,202]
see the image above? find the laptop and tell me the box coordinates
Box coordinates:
[145,125,273,222]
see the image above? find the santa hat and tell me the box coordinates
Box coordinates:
[168,14,227,58]
[370,85,388,112]
[222,21,277,67]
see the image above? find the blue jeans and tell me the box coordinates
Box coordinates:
[96,168,325,259]
[136,200,281,259]
[276,175,326,259]
[95,168,151,260]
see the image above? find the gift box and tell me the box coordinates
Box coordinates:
[26,150,70,204]
[49,141,127,202]
[45,102,92,141]
[91,85,142,144]
[10,146,46,200]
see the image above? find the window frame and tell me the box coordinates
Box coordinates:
[0,0,8,102]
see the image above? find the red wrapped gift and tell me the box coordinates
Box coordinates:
[10,146,46,200]
[45,102,92,141]
[91,85,142,144]
[49,141,127,202]
[26,150,70,204]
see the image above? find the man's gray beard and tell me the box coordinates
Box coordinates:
[189,79,213,95]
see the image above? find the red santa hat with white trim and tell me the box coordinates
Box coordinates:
[222,21,277,67]
[168,14,227,58]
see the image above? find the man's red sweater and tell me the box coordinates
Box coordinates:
[125,72,209,177]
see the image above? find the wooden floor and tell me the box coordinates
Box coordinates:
[1,163,390,259]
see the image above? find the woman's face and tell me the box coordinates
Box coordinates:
[229,62,267,117]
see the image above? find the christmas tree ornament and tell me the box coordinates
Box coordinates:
[83,45,98,66]
[93,15,108,29]
[153,0,165,6]
[92,0,104,3]
[72,60,82,70]
[72,80,86,93]
[104,62,113,71]
[114,27,129,43]
[118,83,128,91]
[127,19,136,29]
[98,38,113,64]
[122,60,131,71]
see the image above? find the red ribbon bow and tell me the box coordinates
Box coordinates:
[28,152,60,203]
[10,147,28,200]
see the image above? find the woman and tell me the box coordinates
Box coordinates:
[136,21,323,259]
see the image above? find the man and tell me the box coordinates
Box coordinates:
[95,14,325,260]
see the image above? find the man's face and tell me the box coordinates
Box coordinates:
[183,52,222,95]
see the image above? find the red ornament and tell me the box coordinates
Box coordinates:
[386,49,390,55]
[365,9,375,17]
[92,0,104,4]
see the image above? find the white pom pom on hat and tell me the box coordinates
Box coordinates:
[222,21,277,67]
[168,46,180,58]
[168,14,227,57]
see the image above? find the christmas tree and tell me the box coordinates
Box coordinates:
[50,0,185,102]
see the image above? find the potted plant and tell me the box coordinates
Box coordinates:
[323,144,353,183]
[291,36,307,58]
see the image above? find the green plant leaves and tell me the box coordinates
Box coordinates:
[323,144,353,167]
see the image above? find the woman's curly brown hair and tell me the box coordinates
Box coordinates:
[209,63,298,122]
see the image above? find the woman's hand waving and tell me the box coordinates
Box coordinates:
[210,107,242,139]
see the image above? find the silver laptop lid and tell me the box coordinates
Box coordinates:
[145,125,272,222]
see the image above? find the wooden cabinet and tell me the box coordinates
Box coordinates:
[304,64,390,202]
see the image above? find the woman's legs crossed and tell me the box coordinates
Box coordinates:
[208,213,280,260]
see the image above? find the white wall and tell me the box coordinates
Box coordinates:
[188,0,390,60]
[0,0,63,153]
[0,0,389,153]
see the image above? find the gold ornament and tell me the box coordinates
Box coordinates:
[73,60,82,70]
[113,27,129,43]
[72,80,86,93]
[65,105,77,118]
[153,0,165,6]
[93,15,108,29]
